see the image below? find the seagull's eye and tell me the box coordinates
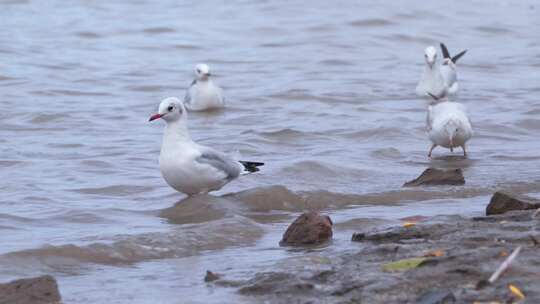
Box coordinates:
[167,105,174,112]
[197,69,201,73]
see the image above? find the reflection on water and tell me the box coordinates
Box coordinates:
[0,0,539,302]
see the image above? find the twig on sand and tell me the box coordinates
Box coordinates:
[488,246,522,284]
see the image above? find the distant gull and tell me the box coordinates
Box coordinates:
[426,93,473,157]
[416,46,448,100]
[440,43,467,96]
[149,97,263,195]
[184,63,225,111]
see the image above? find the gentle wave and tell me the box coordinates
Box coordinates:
[1,217,263,266]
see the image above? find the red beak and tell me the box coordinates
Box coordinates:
[148,113,163,122]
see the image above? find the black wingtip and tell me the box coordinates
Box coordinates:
[452,50,467,63]
[440,43,451,59]
[426,92,439,101]
[239,161,264,173]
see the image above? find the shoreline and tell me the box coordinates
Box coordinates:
[207,199,540,303]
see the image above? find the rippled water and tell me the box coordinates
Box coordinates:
[1,0,539,302]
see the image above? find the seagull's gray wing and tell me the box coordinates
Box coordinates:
[184,79,196,105]
[196,148,241,180]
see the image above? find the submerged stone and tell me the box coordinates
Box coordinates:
[403,168,465,187]
[0,275,61,304]
[204,271,221,282]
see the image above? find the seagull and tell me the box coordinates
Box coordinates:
[440,43,467,95]
[184,63,225,111]
[416,46,448,100]
[149,97,263,195]
[425,93,473,158]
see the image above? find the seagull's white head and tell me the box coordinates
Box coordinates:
[194,63,211,80]
[424,46,438,68]
[149,97,186,123]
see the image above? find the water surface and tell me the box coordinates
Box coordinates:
[1,0,539,302]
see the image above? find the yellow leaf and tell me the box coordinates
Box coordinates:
[402,222,416,228]
[382,257,427,272]
[508,284,525,300]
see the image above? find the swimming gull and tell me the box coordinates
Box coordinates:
[184,63,225,111]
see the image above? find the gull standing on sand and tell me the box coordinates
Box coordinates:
[184,63,225,111]
[425,93,473,157]
[149,97,263,195]
[416,46,448,99]
[440,43,467,96]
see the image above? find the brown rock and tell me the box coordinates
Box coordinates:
[0,275,61,304]
[486,191,540,215]
[403,168,465,187]
[280,212,333,246]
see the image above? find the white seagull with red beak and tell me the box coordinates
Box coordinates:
[425,93,473,158]
[184,63,225,111]
[415,46,448,100]
[149,97,263,195]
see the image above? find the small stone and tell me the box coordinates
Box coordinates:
[416,289,456,304]
[280,212,333,246]
[238,272,295,295]
[204,271,221,282]
[0,275,61,304]
[352,226,430,243]
[403,168,465,187]
[486,191,540,215]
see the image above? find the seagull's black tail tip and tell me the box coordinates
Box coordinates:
[239,161,264,173]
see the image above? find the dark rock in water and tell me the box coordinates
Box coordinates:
[204,271,221,282]
[416,289,456,304]
[352,224,451,243]
[486,191,540,215]
[0,275,61,304]
[238,272,315,296]
[280,212,332,246]
[403,168,465,187]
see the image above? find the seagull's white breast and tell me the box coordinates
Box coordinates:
[416,66,448,99]
[159,141,228,195]
[187,81,224,111]
[440,65,458,95]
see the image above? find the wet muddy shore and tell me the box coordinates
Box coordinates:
[208,205,539,303]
